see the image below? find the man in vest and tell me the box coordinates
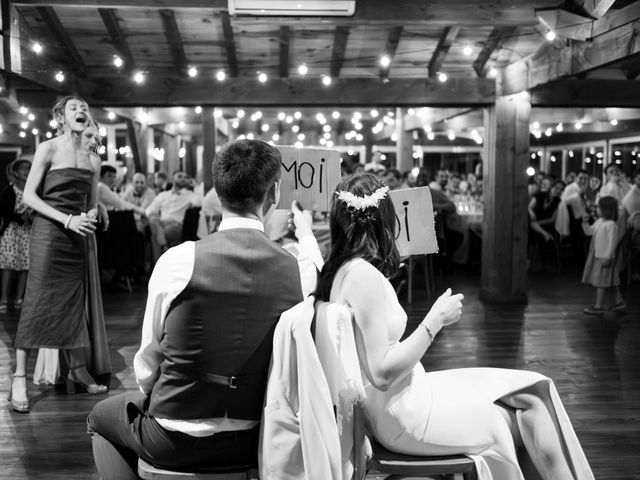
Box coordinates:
[87,139,304,479]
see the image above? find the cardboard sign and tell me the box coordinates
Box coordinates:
[389,187,438,257]
[278,146,342,212]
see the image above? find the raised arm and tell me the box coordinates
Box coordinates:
[343,262,463,391]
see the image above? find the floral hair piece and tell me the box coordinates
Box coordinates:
[335,185,389,210]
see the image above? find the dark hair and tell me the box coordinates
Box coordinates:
[316,173,401,302]
[6,158,31,182]
[51,96,88,135]
[384,168,402,180]
[100,164,116,177]
[414,167,431,188]
[213,139,281,214]
[577,169,590,177]
[598,196,618,221]
[604,163,619,175]
[154,171,167,180]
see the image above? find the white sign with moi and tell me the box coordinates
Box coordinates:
[277,146,342,212]
[389,187,438,257]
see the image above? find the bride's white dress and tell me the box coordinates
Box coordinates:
[330,259,594,480]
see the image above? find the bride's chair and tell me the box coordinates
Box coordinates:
[314,301,476,480]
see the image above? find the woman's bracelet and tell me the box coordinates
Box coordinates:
[419,323,435,343]
[64,214,73,230]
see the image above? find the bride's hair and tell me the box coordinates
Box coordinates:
[316,172,400,301]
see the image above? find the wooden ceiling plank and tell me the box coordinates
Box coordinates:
[98,8,136,74]
[574,0,616,19]
[473,26,517,77]
[279,26,290,78]
[531,78,640,107]
[428,26,460,78]
[10,0,551,26]
[592,0,640,37]
[35,6,87,77]
[330,26,350,78]
[504,17,640,95]
[378,26,403,78]
[536,9,593,41]
[159,9,188,77]
[220,11,238,77]
[81,77,496,107]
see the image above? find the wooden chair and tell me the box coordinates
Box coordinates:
[137,458,259,480]
[406,255,435,304]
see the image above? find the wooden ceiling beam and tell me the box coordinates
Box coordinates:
[159,9,188,77]
[35,6,87,77]
[378,26,403,79]
[531,79,640,107]
[98,8,136,75]
[573,0,616,19]
[473,26,517,77]
[428,26,460,78]
[330,26,350,78]
[279,26,290,78]
[80,77,496,107]
[503,17,640,95]
[220,11,238,77]
[10,0,551,26]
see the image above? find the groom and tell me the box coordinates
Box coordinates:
[87,139,304,479]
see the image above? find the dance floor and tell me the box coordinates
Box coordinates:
[1,268,639,479]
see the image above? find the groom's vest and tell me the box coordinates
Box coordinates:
[149,228,303,420]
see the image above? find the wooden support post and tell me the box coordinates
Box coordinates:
[481,92,530,304]
[125,118,144,174]
[396,107,413,172]
[163,131,179,174]
[202,106,217,194]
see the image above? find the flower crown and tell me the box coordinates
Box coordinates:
[335,185,389,210]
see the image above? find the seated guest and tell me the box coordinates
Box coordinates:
[429,168,449,192]
[97,165,145,216]
[121,172,155,233]
[145,170,201,260]
[198,185,223,237]
[87,139,305,479]
[446,173,461,198]
[382,168,403,191]
[152,171,170,194]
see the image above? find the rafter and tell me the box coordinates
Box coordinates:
[574,0,616,19]
[378,26,403,78]
[473,27,516,77]
[220,11,238,78]
[428,26,460,78]
[35,6,87,76]
[330,26,350,78]
[159,9,188,77]
[98,8,135,74]
[279,26,290,78]
[531,79,640,107]
[82,77,495,107]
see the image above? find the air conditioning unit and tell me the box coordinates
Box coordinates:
[228,0,355,16]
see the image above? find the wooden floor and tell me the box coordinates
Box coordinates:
[1,267,639,479]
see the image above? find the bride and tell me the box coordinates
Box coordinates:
[311,172,594,480]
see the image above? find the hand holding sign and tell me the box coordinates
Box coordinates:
[388,187,438,257]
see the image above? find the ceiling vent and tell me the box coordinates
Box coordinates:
[228,0,355,16]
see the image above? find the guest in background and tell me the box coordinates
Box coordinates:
[146,170,201,262]
[11,97,110,414]
[0,159,33,312]
[429,169,449,192]
[97,165,145,215]
[446,173,461,198]
[152,171,170,194]
[582,196,626,315]
[529,180,564,243]
[598,163,626,204]
[364,151,386,174]
[382,168,403,191]
[122,172,155,233]
[622,169,640,227]
[556,169,590,262]
[586,176,601,217]
[565,171,577,186]
[199,185,223,236]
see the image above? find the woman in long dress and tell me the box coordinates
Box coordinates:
[315,172,594,480]
[9,96,109,414]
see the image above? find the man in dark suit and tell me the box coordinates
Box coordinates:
[87,139,304,479]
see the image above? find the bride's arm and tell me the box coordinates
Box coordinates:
[344,262,463,391]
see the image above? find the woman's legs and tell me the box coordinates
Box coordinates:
[65,348,107,391]
[595,287,605,308]
[1,269,12,305]
[15,271,27,302]
[502,388,574,480]
[11,348,30,409]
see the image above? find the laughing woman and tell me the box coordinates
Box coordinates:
[9,96,109,414]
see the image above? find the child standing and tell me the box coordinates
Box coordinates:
[582,196,626,315]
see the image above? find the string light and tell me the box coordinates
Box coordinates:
[437,72,448,83]
[258,72,268,83]
[277,112,285,121]
[332,111,340,119]
[298,64,308,75]
[216,70,226,81]
[380,55,391,67]
[447,130,455,140]
[294,111,302,119]
[545,30,556,41]
[370,109,379,118]
[55,71,65,83]
[27,113,35,121]
[46,131,52,138]
[488,68,498,78]
[272,133,280,141]
[556,123,563,132]
[19,106,28,115]
[574,122,582,130]
[188,66,198,77]
[133,71,145,84]
[463,45,473,56]
[107,112,116,120]
[113,55,123,67]
[31,128,38,135]
[237,109,245,118]
[19,131,26,138]
[195,106,202,114]
[32,42,42,54]
[261,124,269,132]
[610,119,618,125]
[322,75,332,86]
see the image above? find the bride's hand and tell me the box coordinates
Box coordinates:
[424,288,464,330]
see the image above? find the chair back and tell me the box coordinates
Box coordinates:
[182,206,202,241]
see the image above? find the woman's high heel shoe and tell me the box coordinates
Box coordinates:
[8,374,30,413]
[66,365,108,395]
